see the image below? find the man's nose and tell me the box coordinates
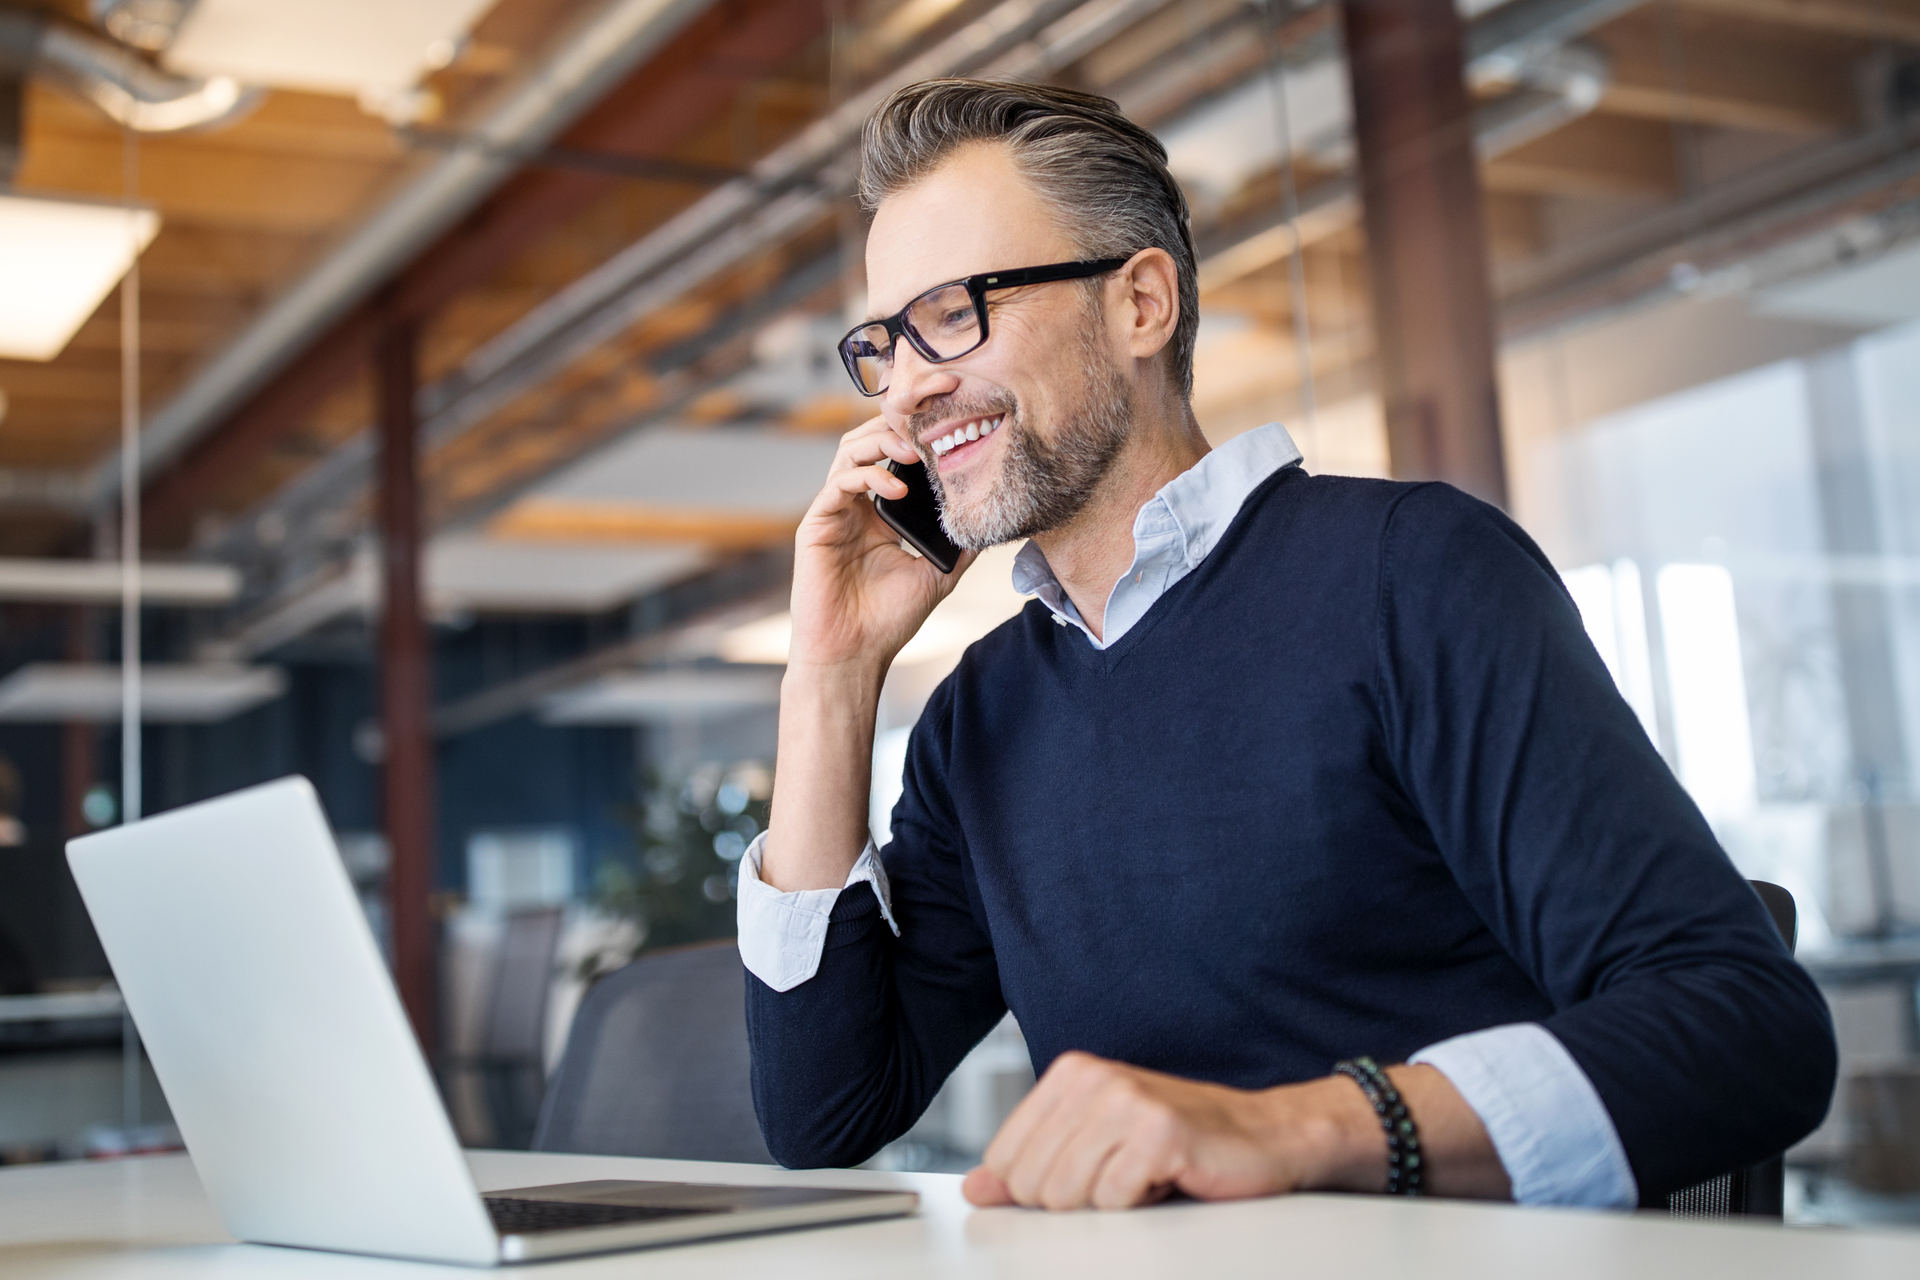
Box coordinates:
[883,340,960,420]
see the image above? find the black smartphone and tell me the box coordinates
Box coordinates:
[872,459,962,574]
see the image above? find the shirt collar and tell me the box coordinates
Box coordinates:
[1011,423,1304,600]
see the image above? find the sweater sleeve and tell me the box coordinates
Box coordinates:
[1374,483,1836,1201]
[744,678,1009,1168]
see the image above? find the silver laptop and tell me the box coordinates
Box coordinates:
[66,775,916,1266]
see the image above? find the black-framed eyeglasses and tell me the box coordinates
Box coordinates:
[837,258,1130,397]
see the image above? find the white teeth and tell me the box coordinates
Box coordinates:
[930,418,1005,457]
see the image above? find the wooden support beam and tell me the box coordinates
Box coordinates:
[490,498,800,549]
[19,124,402,234]
[375,313,437,1054]
[1482,114,1679,197]
[1595,14,1859,135]
[1673,0,1920,47]
[1344,0,1508,506]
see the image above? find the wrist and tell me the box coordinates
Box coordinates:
[1262,1074,1389,1193]
[781,657,889,699]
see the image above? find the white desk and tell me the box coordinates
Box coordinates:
[4,1149,1920,1278]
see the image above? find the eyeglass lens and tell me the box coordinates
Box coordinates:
[844,282,983,395]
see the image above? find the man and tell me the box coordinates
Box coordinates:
[735,79,1834,1211]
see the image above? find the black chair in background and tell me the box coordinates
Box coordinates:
[1666,879,1798,1219]
[443,906,565,1150]
[532,939,771,1164]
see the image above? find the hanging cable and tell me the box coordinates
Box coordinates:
[1655,0,1705,283]
[119,121,143,1133]
[1253,0,1320,459]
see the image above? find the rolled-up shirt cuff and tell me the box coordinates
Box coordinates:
[1411,1022,1638,1209]
[735,831,898,992]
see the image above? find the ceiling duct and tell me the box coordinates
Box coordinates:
[90,0,196,54]
[0,6,257,136]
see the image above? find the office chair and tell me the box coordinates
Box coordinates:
[532,939,772,1164]
[441,906,566,1149]
[1665,880,1797,1219]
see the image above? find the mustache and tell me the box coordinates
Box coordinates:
[907,391,1019,448]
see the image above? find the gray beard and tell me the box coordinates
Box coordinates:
[916,332,1134,551]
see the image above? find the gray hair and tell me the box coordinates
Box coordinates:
[859,79,1200,400]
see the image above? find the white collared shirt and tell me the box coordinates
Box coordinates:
[737,423,1637,1209]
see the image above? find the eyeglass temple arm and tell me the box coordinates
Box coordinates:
[970,258,1130,292]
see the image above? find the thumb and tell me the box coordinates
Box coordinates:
[962,1164,1015,1206]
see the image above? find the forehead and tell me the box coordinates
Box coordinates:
[865,142,1080,316]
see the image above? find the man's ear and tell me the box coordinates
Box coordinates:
[1115,248,1180,362]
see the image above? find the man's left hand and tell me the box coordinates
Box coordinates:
[961,1050,1511,1210]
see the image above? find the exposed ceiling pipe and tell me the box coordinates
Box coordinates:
[87,0,722,508]
[0,8,257,135]
[1470,39,1608,156]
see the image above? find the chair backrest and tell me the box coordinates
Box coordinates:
[531,939,771,1164]
[1667,880,1797,1220]
[483,907,565,1062]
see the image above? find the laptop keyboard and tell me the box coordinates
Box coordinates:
[484,1196,709,1234]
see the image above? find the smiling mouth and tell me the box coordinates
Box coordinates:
[926,414,1005,458]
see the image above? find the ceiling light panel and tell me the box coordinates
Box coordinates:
[0,194,158,361]
[163,0,496,97]
[0,663,286,723]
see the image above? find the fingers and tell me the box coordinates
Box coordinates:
[984,1052,1176,1212]
[834,415,921,473]
[803,417,914,526]
[1090,1123,1180,1210]
[980,1052,1082,1199]
[962,1166,1014,1207]
[824,462,907,502]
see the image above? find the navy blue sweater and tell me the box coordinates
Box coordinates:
[746,468,1836,1201]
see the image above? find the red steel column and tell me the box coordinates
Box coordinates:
[375,314,438,1052]
[1343,0,1508,507]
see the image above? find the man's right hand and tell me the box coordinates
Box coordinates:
[787,415,972,673]
[760,417,973,894]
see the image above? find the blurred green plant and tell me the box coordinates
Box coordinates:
[590,761,772,967]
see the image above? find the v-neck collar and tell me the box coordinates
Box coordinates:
[1011,424,1304,649]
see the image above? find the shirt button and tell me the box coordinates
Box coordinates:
[1052,614,1067,626]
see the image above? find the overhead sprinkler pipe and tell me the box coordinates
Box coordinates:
[0,7,258,136]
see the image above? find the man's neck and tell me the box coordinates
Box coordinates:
[1029,400,1209,640]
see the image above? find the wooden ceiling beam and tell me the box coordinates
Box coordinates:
[1483,114,1679,197]
[1671,0,1920,46]
[26,83,404,163]
[1594,16,1859,135]
[141,0,832,538]
[132,228,330,294]
[17,131,402,233]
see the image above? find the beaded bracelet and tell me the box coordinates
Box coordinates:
[1332,1056,1423,1196]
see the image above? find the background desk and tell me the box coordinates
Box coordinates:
[4,1149,1920,1278]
